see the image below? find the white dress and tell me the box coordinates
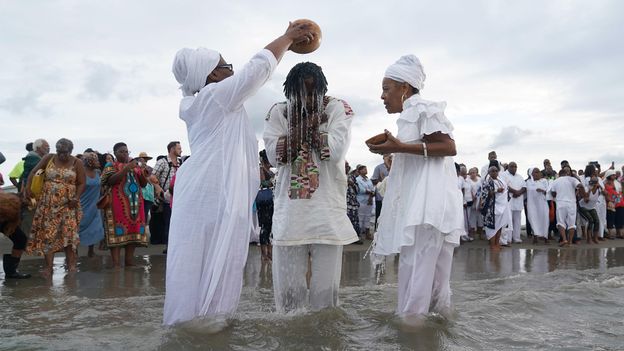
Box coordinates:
[526,178,549,237]
[373,94,464,255]
[163,49,277,326]
[483,178,512,240]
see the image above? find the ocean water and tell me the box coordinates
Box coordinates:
[1,246,623,350]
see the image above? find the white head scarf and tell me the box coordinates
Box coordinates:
[172,47,221,97]
[384,55,426,91]
[529,167,540,181]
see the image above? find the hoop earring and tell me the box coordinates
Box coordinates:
[401,94,406,103]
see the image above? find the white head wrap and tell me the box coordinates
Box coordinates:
[529,166,540,181]
[172,47,221,97]
[384,55,426,91]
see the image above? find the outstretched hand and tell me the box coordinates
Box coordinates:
[368,130,402,154]
[284,21,314,45]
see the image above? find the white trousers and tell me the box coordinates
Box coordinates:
[468,205,483,230]
[596,199,606,238]
[398,230,455,318]
[358,203,373,233]
[272,244,343,313]
[511,210,523,242]
[556,202,577,230]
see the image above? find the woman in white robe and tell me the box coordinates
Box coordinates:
[367,55,464,324]
[263,62,358,312]
[526,167,549,243]
[479,166,512,251]
[163,23,315,327]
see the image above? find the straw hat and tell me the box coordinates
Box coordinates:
[136,152,153,161]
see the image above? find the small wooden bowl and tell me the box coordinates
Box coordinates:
[365,133,388,146]
[289,19,322,54]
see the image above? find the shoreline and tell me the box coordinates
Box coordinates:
[2,233,624,262]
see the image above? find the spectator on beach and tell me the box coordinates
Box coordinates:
[526,167,550,244]
[256,149,274,262]
[78,152,104,257]
[371,154,392,229]
[19,139,49,237]
[549,167,586,246]
[502,162,526,244]
[578,164,602,244]
[346,163,361,244]
[480,164,512,251]
[481,151,501,178]
[0,193,31,279]
[604,169,624,239]
[8,143,33,189]
[541,159,557,180]
[25,138,85,276]
[101,142,148,268]
[466,167,483,239]
[458,164,473,242]
[136,152,155,223]
[150,141,181,249]
[356,165,375,240]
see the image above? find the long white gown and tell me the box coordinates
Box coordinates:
[526,178,549,238]
[372,94,464,318]
[163,49,277,326]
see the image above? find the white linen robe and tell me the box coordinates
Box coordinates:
[526,178,549,237]
[263,97,359,246]
[163,49,277,326]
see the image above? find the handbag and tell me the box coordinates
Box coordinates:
[30,157,53,198]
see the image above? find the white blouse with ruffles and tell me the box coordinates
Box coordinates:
[373,94,465,255]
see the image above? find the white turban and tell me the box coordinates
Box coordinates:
[172,47,221,97]
[384,55,426,91]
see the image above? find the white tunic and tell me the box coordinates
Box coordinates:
[163,49,277,326]
[373,95,464,256]
[526,178,549,237]
[263,97,359,246]
[502,171,526,211]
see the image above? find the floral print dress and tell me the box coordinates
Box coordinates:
[27,157,82,255]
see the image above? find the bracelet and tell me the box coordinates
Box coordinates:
[422,142,428,159]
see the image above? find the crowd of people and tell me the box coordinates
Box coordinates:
[0,139,185,277]
[1,20,623,331]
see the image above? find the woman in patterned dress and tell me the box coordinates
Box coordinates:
[101,142,148,268]
[25,138,85,275]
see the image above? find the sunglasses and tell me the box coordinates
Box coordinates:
[216,63,233,71]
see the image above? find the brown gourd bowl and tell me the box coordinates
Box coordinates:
[289,19,322,54]
[365,133,388,146]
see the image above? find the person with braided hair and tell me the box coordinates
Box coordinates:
[263,62,358,312]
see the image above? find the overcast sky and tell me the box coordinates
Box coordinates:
[1,0,623,181]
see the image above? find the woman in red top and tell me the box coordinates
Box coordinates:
[603,169,624,239]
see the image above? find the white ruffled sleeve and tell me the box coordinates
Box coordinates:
[399,96,455,140]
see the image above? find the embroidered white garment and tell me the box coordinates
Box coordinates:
[373,94,464,256]
[163,49,277,326]
[263,97,359,246]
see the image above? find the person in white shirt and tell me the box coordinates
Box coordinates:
[263,62,359,312]
[458,165,474,242]
[481,151,501,179]
[526,167,550,244]
[502,162,526,244]
[579,164,602,244]
[549,167,586,247]
[163,22,315,327]
[479,165,512,251]
[466,167,483,238]
[368,55,464,325]
[356,165,376,240]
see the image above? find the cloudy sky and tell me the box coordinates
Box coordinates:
[1,0,623,181]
